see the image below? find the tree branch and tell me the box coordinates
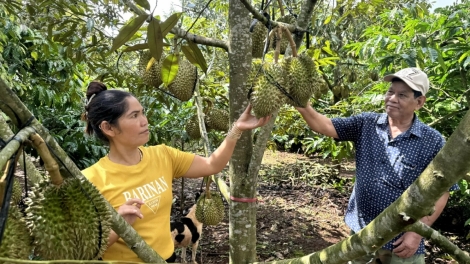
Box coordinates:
[238,0,299,34]
[120,0,228,51]
[405,221,470,263]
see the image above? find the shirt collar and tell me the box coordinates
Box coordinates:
[376,113,424,138]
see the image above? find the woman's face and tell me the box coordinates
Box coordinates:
[109,96,149,147]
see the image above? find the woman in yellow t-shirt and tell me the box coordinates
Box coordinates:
[80,81,270,262]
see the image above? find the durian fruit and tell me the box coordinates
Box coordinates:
[281,53,318,107]
[347,72,357,83]
[270,15,296,54]
[251,20,268,58]
[0,205,32,260]
[370,70,379,81]
[333,85,342,98]
[341,86,350,99]
[23,133,111,261]
[246,59,265,95]
[195,191,225,226]
[25,177,111,260]
[206,108,229,132]
[185,115,201,139]
[138,51,163,88]
[250,63,286,118]
[167,58,198,102]
[11,177,22,205]
[319,82,329,95]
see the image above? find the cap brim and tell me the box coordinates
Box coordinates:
[383,74,420,92]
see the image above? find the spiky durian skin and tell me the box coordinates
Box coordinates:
[195,192,225,226]
[206,108,229,132]
[252,21,267,58]
[138,51,163,88]
[0,205,32,261]
[63,178,111,260]
[25,178,111,260]
[250,63,286,118]
[284,57,316,107]
[25,181,73,260]
[11,177,22,205]
[185,115,201,139]
[167,59,197,102]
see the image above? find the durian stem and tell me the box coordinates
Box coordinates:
[282,25,297,57]
[0,144,22,205]
[29,133,63,186]
[0,160,11,205]
[277,0,285,16]
[274,27,282,63]
[205,179,212,199]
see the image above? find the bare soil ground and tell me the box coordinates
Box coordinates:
[170,151,469,264]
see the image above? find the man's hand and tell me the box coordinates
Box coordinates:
[392,232,422,258]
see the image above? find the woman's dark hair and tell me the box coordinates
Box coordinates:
[82,81,133,143]
[391,77,423,98]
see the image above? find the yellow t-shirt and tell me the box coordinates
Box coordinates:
[82,145,195,261]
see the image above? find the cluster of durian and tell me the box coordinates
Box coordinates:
[249,53,327,118]
[185,101,229,140]
[195,191,225,226]
[138,51,198,101]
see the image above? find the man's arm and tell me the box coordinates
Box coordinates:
[296,105,339,138]
[421,191,450,226]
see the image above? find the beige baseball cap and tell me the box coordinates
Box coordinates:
[383,67,429,95]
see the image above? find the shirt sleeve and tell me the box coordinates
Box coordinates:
[331,113,372,142]
[162,145,195,179]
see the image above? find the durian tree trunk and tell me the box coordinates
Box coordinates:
[0,79,166,263]
[227,1,321,263]
[227,0,259,263]
[253,110,470,264]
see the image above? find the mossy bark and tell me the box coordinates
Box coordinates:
[0,79,165,263]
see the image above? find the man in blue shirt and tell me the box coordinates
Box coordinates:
[296,68,458,264]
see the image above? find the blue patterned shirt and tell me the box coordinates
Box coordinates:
[331,112,459,254]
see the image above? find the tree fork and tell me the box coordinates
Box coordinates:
[0,79,166,263]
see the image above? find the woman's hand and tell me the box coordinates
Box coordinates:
[117,198,145,226]
[235,104,271,131]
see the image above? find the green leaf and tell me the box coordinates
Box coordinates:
[160,12,182,37]
[183,40,207,73]
[123,43,149,52]
[161,54,179,86]
[148,19,163,61]
[324,15,332,25]
[30,51,38,60]
[110,14,148,53]
[134,0,151,10]
[463,56,470,69]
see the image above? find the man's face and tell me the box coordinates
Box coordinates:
[384,81,426,120]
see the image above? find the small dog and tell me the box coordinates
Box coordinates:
[170,204,202,263]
